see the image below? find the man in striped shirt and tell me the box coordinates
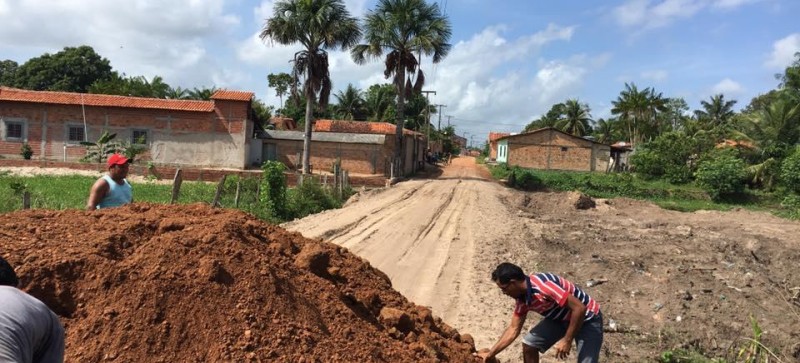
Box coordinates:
[476,262,603,363]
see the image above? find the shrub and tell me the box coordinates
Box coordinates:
[287,178,342,219]
[20,143,33,160]
[780,147,800,193]
[507,168,542,191]
[260,161,287,219]
[630,132,696,183]
[695,150,747,201]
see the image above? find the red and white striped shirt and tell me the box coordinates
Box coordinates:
[513,273,601,321]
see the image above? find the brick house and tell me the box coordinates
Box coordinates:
[496,128,610,172]
[0,87,254,169]
[251,119,426,176]
[487,132,511,160]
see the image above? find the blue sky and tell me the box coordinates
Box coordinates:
[0,0,798,146]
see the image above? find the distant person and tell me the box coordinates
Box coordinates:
[86,153,133,210]
[476,262,603,363]
[0,256,65,363]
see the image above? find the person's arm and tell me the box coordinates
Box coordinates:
[477,312,526,361]
[86,178,110,210]
[552,294,587,359]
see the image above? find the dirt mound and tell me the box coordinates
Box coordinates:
[0,204,479,362]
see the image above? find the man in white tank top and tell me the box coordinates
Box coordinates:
[86,153,133,210]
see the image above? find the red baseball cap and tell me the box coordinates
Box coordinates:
[107,153,130,167]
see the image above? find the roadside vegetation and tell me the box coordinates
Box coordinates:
[0,161,353,223]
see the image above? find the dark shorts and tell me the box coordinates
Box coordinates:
[522,313,603,363]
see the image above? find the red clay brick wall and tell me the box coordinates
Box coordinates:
[266,139,391,175]
[507,129,597,171]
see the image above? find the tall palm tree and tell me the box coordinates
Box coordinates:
[261,0,361,174]
[187,86,217,100]
[351,0,451,174]
[333,84,365,120]
[166,86,189,100]
[694,94,737,128]
[611,83,652,148]
[557,99,592,136]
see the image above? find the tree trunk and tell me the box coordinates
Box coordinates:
[395,67,406,177]
[302,91,314,175]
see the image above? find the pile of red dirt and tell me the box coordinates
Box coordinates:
[0,203,480,362]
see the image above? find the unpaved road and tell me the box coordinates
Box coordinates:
[284,157,800,362]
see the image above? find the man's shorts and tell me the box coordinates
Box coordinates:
[522,313,603,363]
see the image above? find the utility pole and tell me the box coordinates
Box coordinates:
[446,115,453,127]
[437,105,447,130]
[420,91,436,150]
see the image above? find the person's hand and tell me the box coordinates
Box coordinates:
[473,348,493,362]
[553,338,572,360]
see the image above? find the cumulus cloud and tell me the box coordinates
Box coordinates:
[0,0,239,87]
[765,33,800,69]
[711,78,744,96]
[613,0,760,29]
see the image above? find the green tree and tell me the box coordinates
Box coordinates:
[556,99,592,136]
[13,46,114,92]
[333,83,366,120]
[611,83,662,147]
[352,0,452,174]
[364,83,396,121]
[0,60,18,86]
[660,97,690,132]
[89,74,172,98]
[524,103,565,132]
[267,72,294,112]
[695,150,747,201]
[778,52,800,92]
[165,86,189,100]
[694,94,737,129]
[591,118,622,144]
[187,86,218,100]
[261,0,361,175]
[630,131,697,183]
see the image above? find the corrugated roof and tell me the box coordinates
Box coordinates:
[0,86,215,112]
[314,119,419,136]
[211,89,254,101]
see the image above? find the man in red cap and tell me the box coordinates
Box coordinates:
[86,153,133,210]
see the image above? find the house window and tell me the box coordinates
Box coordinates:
[132,129,149,145]
[2,118,27,141]
[561,146,569,152]
[6,122,23,140]
[67,125,85,143]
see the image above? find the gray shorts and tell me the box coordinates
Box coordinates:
[522,313,603,363]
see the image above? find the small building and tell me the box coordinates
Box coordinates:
[251,119,425,176]
[488,132,511,161]
[495,128,610,172]
[609,141,633,172]
[0,86,254,169]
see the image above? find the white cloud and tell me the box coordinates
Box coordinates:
[765,33,800,69]
[711,78,744,95]
[613,0,759,29]
[641,70,669,82]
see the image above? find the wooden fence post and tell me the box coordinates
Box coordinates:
[212,175,227,208]
[234,176,242,208]
[22,192,31,210]
[170,169,183,204]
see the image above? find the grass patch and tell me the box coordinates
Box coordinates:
[486,164,798,218]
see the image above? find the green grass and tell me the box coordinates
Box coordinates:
[487,165,799,218]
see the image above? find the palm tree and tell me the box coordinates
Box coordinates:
[351,0,451,174]
[694,94,737,128]
[187,86,217,100]
[611,83,652,148]
[364,84,396,122]
[333,84,365,120]
[166,86,189,100]
[557,99,592,136]
[260,0,361,174]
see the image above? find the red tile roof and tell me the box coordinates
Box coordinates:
[314,119,418,136]
[211,89,254,101]
[488,132,511,142]
[0,86,215,112]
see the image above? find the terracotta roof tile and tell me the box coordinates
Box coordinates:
[0,87,215,112]
[211,89,254,101]
[488,132,511,142]
[314,119,418,136]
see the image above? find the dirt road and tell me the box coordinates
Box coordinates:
[283,157,800,362]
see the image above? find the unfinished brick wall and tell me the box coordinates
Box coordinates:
[266,139,391,175]
[506,129,609,172]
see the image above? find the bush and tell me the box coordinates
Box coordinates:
[287,178,342,219]
[20,143,33,160]
[260,161,287,219]
[630,132,696,183]
[780,147,800,193]
[507,168,542,191]
[695,151,747,201]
